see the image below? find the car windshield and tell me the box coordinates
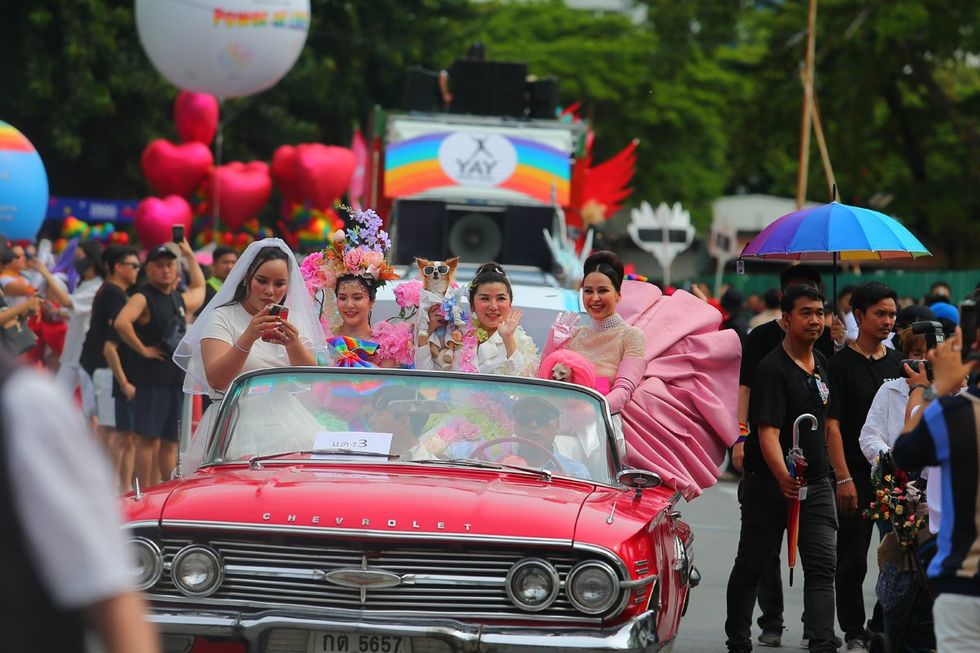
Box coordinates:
[207,369,615,483]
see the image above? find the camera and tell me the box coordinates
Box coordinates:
[961,296,977,364]
[901,359,933,382]
[908,320,945,349]
[172,224,185,243]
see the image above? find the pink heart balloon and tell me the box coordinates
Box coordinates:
[134,195,193,249]
[271,144,356,209]
[141,139,213,197]
[174,91,219,145]
[209,161,272,231]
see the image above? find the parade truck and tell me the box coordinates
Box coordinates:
[368,109,586,273]
[363,63,638,280]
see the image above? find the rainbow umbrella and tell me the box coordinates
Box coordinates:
[786,414,817,586]
[740,201,930,310]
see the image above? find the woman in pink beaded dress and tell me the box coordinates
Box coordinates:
[543,250,741,499]
[543,251,646,412]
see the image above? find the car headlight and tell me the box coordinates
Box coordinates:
[567,560,620,614]
[128,537,163,591]
[172,545,223,597]
[505,558,559,612]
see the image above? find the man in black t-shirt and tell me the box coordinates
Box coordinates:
[826,281,902,650]
[114,241,204,489]
[725,285,838,653]
[78,246,140,481]
[731,264,844,647]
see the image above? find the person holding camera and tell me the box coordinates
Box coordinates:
[173,238,326,474]
[114,240,204,488]
[892,326,980,653]
[858,311,940,467]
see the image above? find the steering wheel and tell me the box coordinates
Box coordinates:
[468,437,565,474]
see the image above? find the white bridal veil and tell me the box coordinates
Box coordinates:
[173,238,327,396]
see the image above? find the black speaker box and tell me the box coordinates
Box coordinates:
[489,62,528,117]
[448,59,492,115]
[392,200,554,270]
[403,66,441,113]
[527,77,559,119]
[449,60,527,117]
[390,200,447,264]
[503,205,554,269]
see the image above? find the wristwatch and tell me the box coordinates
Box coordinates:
[922,384,939,401]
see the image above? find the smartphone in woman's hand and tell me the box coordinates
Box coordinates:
[261,304,289,342]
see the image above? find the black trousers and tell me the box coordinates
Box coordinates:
[835,462,875,641]
[738,478,785,633]
[726,474,838,653]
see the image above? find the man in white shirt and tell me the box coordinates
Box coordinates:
[0,352,159,652]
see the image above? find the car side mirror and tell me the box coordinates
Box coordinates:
[617,469,662,499]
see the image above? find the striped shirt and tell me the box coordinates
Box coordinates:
[893,386,980,596]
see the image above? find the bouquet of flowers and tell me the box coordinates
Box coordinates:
[863,451,928,550]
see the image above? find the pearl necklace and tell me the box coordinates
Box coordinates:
[591,314,625,331]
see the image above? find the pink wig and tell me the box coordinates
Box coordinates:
[539,349,597,389]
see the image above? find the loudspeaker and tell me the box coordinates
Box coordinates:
[527,77,558,119]
[449,60,527,117]
[403,66,441,112]
[390,200,447,264]
[503,205,554,269]
[391,200,554,271]
[448,210,504,262]
[489,62,528,117]
[448,59,492,115]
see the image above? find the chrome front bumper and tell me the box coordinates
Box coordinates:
[152,608,663,653]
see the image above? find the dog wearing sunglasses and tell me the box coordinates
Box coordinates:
[416,257,463,369]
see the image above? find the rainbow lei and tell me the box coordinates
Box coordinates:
[326,336,379,368]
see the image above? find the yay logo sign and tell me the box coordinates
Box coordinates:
[438,132,517,187]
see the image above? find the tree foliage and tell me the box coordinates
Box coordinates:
[1,0,977,265]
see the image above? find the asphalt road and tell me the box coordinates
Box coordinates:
[670,480,879,652]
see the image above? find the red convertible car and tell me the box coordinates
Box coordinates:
[123,368,698,653]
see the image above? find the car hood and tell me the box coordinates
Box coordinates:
[157,464,596,542]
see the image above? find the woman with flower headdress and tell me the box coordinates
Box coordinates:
[174,238,329,473]
[301,208,408,368]
[414,262,539,376]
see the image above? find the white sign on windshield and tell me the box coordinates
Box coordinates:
[312,432,393,461]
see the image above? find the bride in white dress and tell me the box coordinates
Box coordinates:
[174,238,327,472]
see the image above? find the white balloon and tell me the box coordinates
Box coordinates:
[135,0,310,99]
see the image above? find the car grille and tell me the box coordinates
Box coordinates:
[149,533,613,621]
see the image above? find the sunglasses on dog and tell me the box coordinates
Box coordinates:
[423,265,450,275]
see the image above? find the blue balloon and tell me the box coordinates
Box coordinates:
[0,120,49,241]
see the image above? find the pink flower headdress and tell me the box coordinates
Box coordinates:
[301,206,399,328]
